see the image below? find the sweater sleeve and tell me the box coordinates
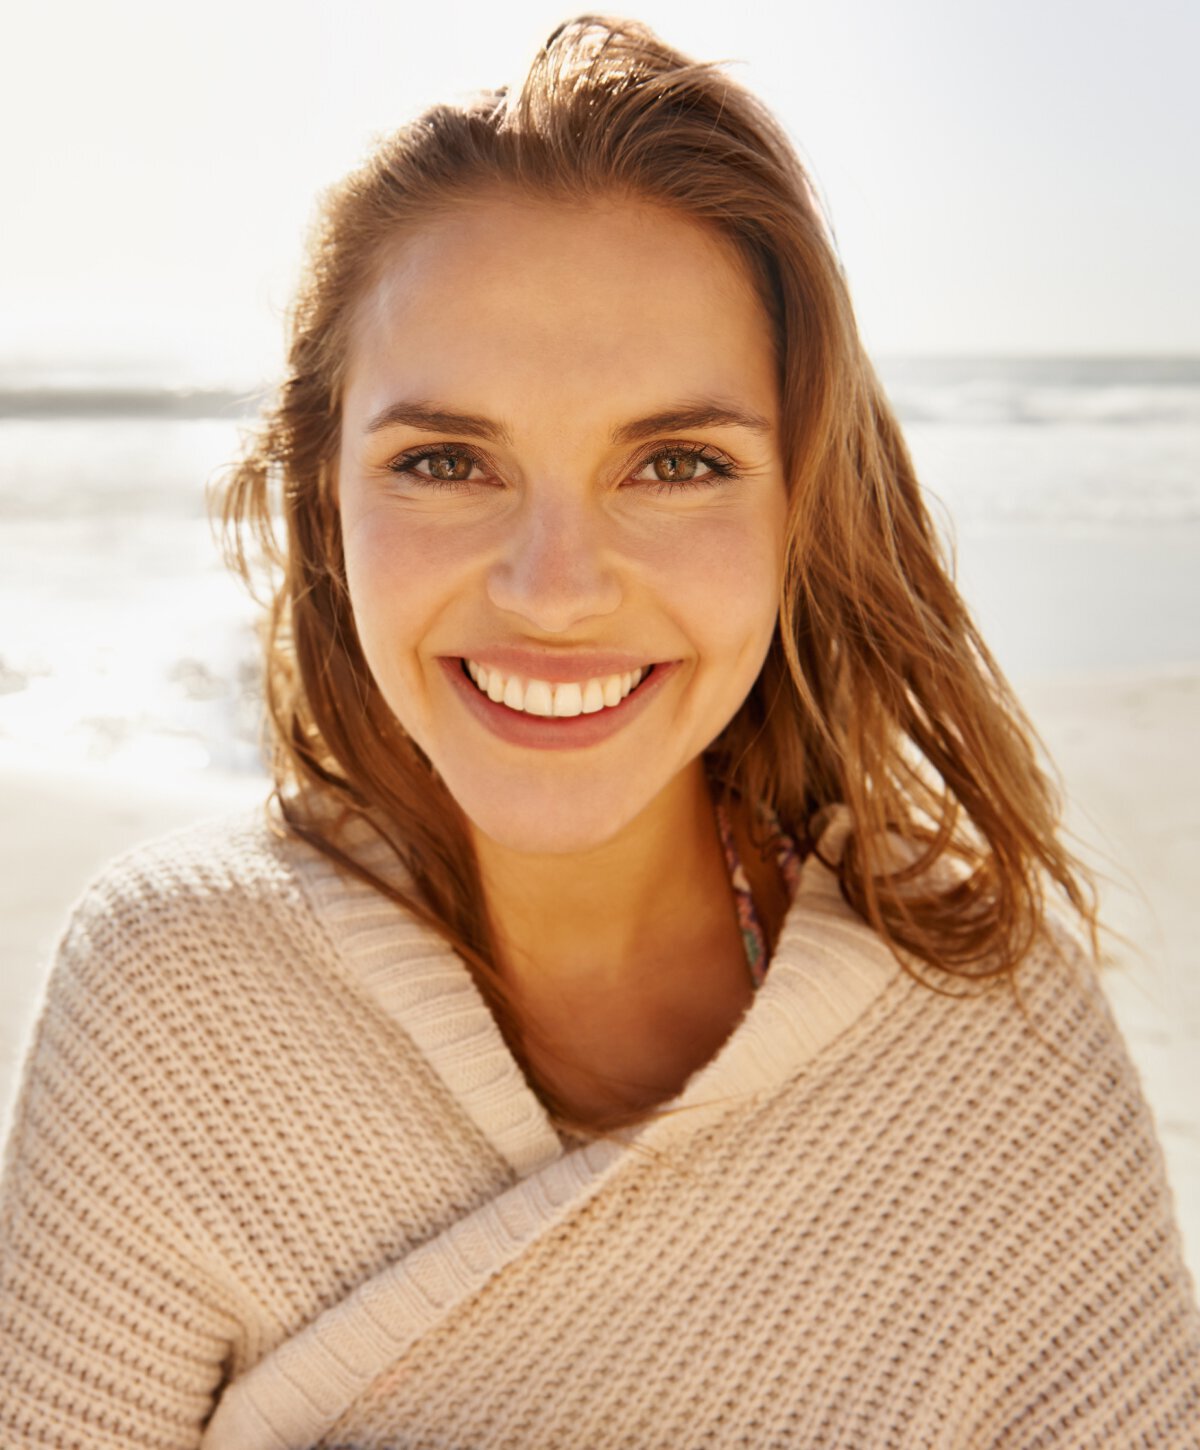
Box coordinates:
[962,925,1200,1447]
[0,877,240,1449]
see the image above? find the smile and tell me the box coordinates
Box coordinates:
[462,658,650,717]
[439,656,675,751]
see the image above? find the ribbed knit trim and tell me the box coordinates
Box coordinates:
[659,854,901,1141]
[290,826,565,1181]
[288,806,897,1172]
[200,1138,627,1450]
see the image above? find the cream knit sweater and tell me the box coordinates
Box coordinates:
[2,804,1199,1449]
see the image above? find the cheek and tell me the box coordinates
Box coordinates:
[339,507,462,699]
[651,508,783,664]
[343,505,470,615]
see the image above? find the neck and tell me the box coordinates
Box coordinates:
[470,758,729,996]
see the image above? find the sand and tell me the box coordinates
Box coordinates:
[2,670,1197,1282]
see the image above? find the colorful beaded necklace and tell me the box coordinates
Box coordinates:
[713,795,804,988]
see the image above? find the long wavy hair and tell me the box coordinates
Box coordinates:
[219,14,1101,1129]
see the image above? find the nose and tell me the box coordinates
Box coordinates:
[485,492,622,633]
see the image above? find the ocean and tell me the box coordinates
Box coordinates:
[1,356,1197,779]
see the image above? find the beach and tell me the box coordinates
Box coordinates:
[2,666,1197,1284]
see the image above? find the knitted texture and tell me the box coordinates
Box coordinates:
[1,806,1198,1448]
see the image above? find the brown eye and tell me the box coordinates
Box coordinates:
[629,447,733,490]
[427,451,474,481]
[652,452,700,482]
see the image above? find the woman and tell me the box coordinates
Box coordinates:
[2,16,1198,1447]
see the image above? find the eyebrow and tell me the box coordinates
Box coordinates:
[362,399,773,444]
[611,404,773,444]
[363,402,511,442]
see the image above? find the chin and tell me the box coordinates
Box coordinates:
[447,767,652,859]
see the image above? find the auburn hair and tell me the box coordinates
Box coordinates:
[219,14,1101,1129]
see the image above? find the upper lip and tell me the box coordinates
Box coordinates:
[451,647,668,683]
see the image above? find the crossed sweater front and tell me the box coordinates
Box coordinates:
[1,803,1199,1448]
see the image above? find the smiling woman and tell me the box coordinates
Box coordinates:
[2,14,1199,1449]
[338,197,786,856]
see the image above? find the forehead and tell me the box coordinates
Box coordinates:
[342,193,778,430]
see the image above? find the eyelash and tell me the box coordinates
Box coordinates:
[385,442,740,494]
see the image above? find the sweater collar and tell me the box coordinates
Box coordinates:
[288,803,899,1179]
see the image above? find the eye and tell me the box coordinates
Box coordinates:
[387,446,485,488]
[630,444,738,490]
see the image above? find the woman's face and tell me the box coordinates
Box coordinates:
[337,192,788,855]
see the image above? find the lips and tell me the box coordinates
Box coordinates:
[439,655,675,751]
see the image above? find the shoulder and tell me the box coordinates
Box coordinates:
[829,901,1178,1239]
[1007,906,1142,1084]
[47,803,342,1016]
[949,919,1200,1439]
[65,802,302,916]
[954,915,1197,1288]
[8,805,409,1178]
[60,803,300,920]
[1005,912,1185,1219]
[923,906,1160,1130]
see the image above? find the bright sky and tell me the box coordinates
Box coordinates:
[4,0,1197,385]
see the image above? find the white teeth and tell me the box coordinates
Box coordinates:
[524,680,554,717]
[553,682,584,717]
[464,660,652,717]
